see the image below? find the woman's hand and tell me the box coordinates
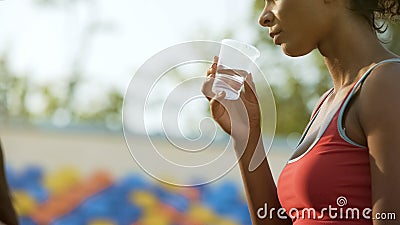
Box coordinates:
[201,56,262,142]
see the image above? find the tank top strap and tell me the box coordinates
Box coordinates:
[295,88,334,148]
[341,58,400,111]
[355,58,400,91]
[337,58,400,147]
[310,88,335,118]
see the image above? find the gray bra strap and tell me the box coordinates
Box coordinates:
[338,58,400,147]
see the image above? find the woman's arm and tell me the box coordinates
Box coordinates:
[358,62,400,225]
[202,57,292,225]
[0,146,19,225]
[234,135,292,225]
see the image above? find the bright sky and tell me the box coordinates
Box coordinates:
[0,0,255,91]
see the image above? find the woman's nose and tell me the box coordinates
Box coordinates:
[258,10,274,27]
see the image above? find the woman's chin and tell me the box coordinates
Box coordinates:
[281,44,313,57]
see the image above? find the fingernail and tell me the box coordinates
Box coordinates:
[213,56,218,62]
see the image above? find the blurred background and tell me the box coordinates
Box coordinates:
[1,0,400,225]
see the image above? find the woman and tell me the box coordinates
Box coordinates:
[202,0,400,224]
[0,146,18,224]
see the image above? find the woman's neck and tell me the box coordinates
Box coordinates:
[317,17,397,92]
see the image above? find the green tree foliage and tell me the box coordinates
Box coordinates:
[384,22,400,55]
[0,52,123,130]
[0,0,123,130]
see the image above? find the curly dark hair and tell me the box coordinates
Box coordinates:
[349,0,400,33]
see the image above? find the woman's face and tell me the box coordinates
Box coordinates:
[258,0,338,57]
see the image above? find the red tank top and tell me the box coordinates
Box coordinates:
[277,58,400,225]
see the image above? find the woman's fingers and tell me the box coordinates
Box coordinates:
[210,91,226,120]
[242,73,258,103]
[206,56,218,77]
[213,55,219,65]
[202,75,215,101]
[203,56,219,101]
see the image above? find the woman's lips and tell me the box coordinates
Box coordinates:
[273,33,281,45]
[269,30,282,44]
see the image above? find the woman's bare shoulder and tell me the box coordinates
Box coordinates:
[359,60,400,99]
[357,60,400,129]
